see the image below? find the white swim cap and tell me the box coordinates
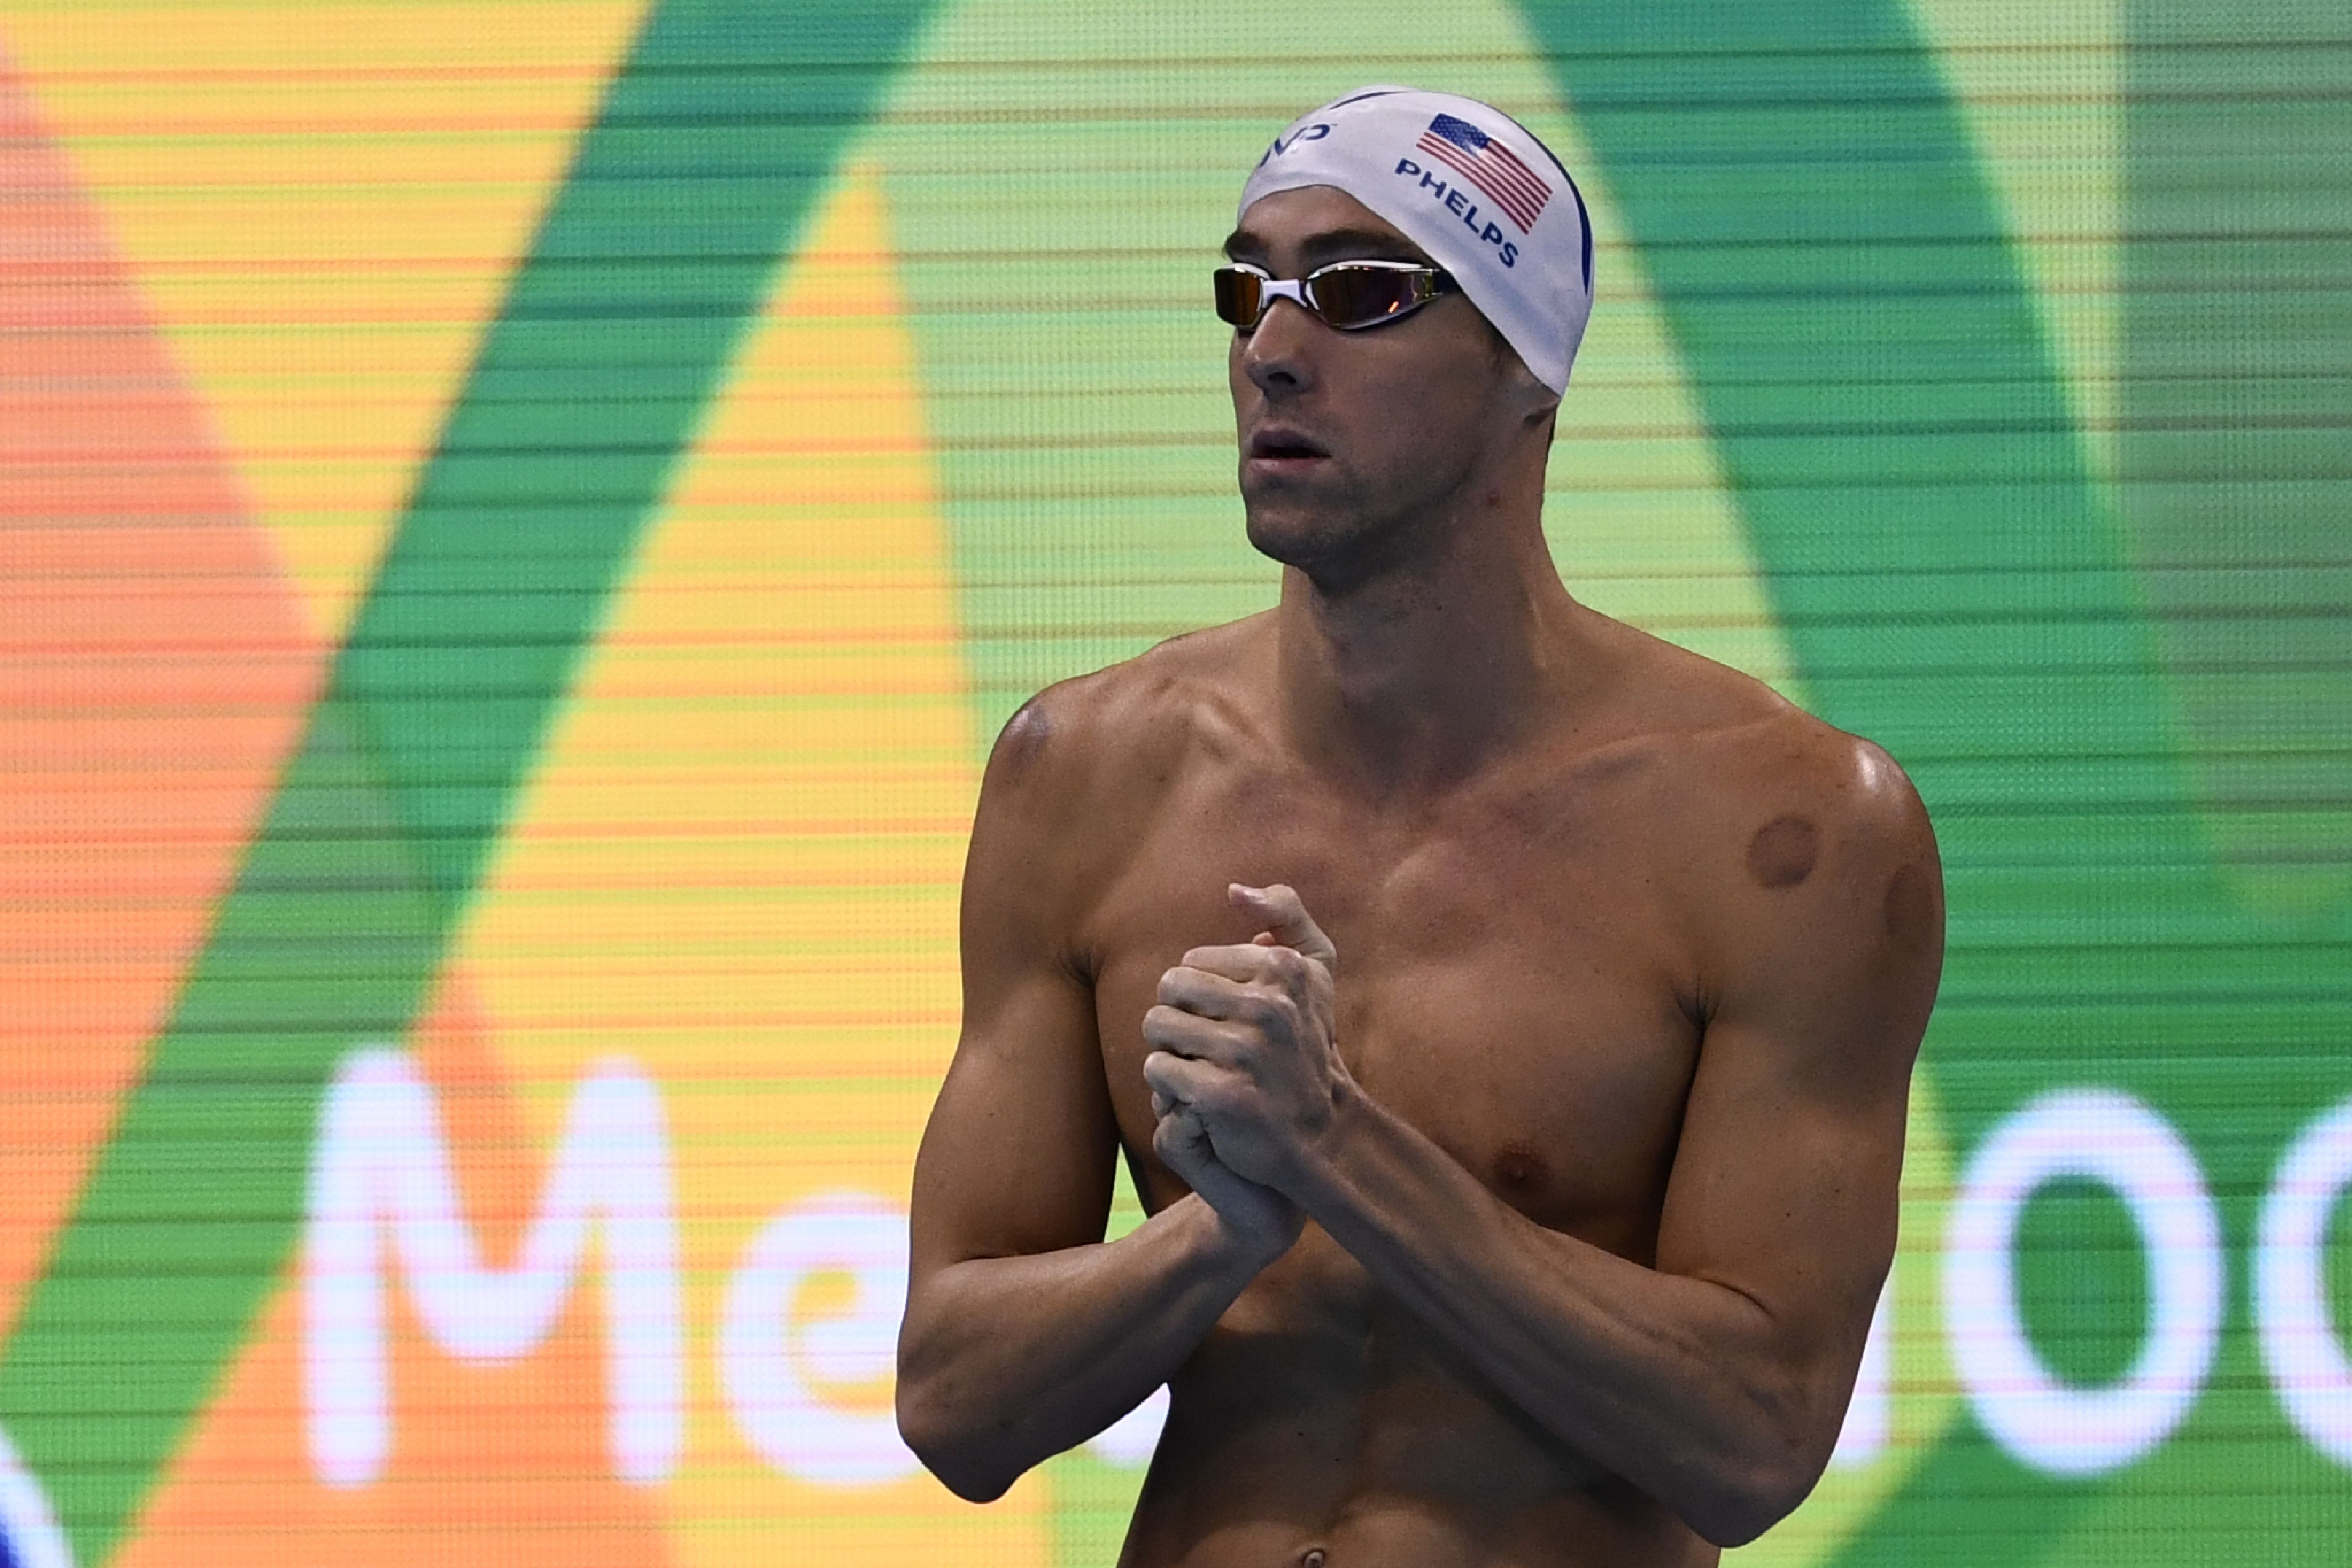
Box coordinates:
[1237,86,1593,394]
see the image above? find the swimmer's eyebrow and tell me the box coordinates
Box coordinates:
[1221,226,1432,268]
[1301,227,1431,267]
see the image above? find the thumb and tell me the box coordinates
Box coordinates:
[1230,882,1339,977]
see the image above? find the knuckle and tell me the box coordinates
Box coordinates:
[1248,989,1299,1034]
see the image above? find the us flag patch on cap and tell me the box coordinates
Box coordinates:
[1415,112,1551,232]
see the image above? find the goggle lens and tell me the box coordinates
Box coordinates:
[1308,266,1423,326]
[1212,265,1263,328]
[1213,262,1452,332]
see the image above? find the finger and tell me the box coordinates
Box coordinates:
[1142,1004,1256,1064]
[1230,882,1339,975]
[1152,1102,1216,1171]
[1156,964,1269,1021]
[1142,1048,1225,1106]
[1174,940,1318,1017]
[1174,942,1286,983]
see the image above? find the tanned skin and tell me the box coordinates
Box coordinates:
[896,185,1944,1567]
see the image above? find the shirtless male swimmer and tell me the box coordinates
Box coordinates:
[896,87,1944,1567]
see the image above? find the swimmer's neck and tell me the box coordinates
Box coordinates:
[1274,480,1589,800]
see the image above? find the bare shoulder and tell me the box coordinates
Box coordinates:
[1693,704,1935,880]
[1584,612,1934,866]
[1576,613,1943,1021]
[969,614,1276,903]
[984,614,1271,800]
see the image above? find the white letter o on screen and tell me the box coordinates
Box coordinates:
[0,1423,73,1568]
[720,1192,920,1486]
[1945,1087,2223,1477]
[2256,1095,2352,1466]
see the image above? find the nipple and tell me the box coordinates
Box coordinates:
[1493,1140,1551,1195]
[1299,1550,1327,1568]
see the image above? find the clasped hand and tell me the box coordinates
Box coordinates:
[1143,883,1349,1256]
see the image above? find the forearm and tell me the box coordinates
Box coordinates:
[896,1193,1267,1500]
[1292,1094,1832,1544]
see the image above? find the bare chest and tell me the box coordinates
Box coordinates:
[1083,766,1704,1256]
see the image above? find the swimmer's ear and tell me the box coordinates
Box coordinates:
[1510,370,1560,432]
[1485,331,1559,430]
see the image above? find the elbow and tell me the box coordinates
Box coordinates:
[895,1379,1023,1504]
[1686,1412,1837,1547]
[918,1452,1020,1507]
[1688,1465,1816,1550]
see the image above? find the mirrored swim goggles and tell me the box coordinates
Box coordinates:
[1213,259,1459,332]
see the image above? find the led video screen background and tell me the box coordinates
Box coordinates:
[0,1,2347,1564]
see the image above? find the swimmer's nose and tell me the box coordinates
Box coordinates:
[1242,296,1320,396]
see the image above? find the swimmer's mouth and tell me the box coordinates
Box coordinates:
[1247,429,1329,461]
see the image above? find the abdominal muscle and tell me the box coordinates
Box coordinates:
[1113,1230,1717,1568]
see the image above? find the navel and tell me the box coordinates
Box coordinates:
[1884,860,1942,957]
[1745,814,1821,890]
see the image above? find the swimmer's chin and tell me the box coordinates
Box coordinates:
[1242,509,1416,591]
[1241,508,1354,572]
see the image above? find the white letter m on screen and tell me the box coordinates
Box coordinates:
[304,1047,684,1487]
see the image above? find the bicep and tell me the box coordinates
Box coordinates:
[1655,1010,1912,1342]
[909,964,1119,1281]
[907,698,1124,1285]
[1655,781,1942,1374]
